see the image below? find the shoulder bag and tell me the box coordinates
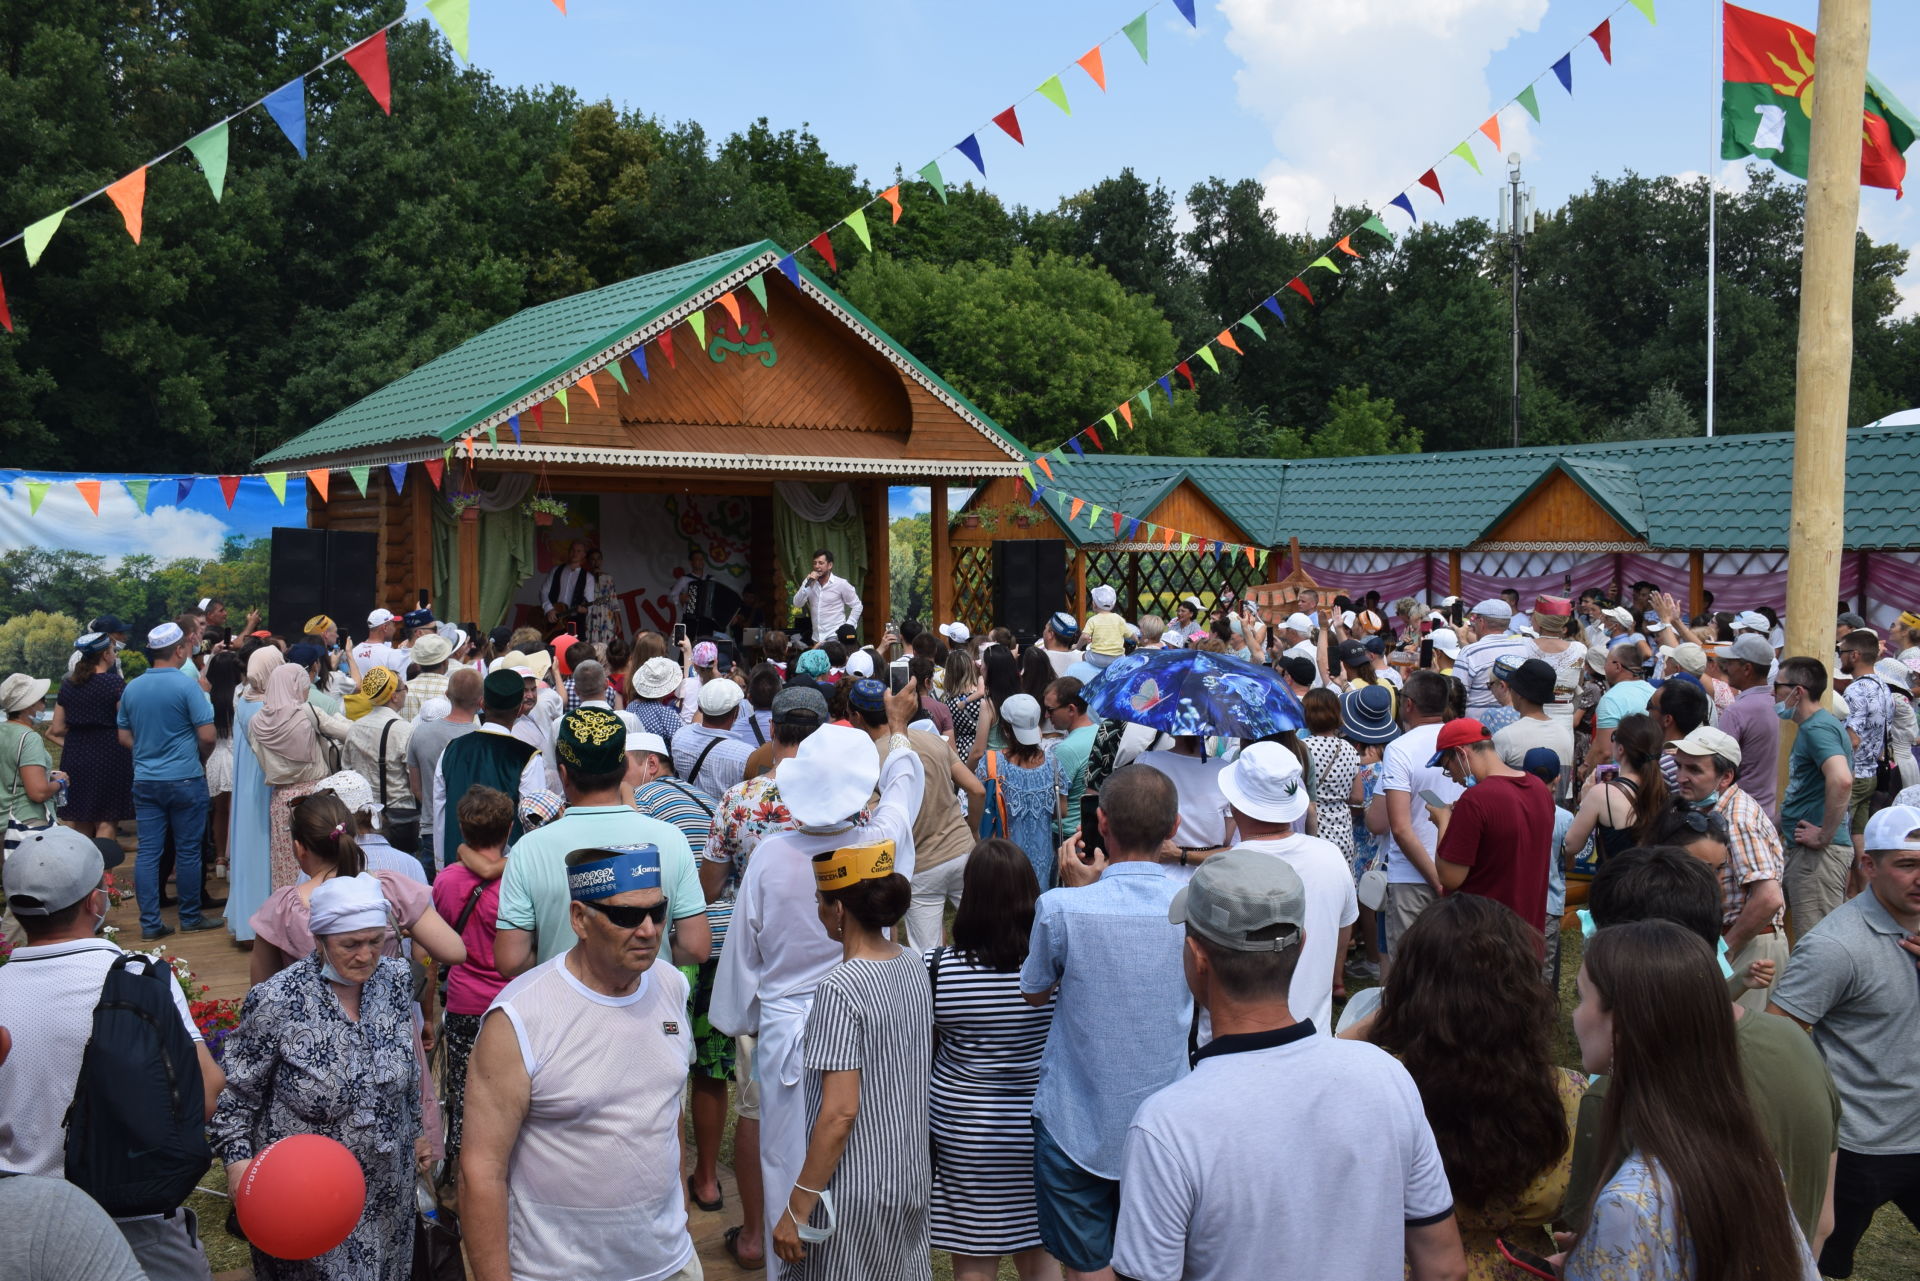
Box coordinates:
[3,723,53,855]
[377,718,422,854]
[977,751,1011,840]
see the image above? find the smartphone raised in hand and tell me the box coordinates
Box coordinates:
[672,623,687,646]
[1496,1238,1558,1279]
[1080,793,1105,861]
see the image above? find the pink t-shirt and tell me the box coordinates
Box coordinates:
[248,869,431,963]
[430,865,507,1015]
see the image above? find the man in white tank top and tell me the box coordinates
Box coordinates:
[460,846,697,1281]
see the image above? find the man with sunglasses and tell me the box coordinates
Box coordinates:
[1775,656,1858,940]
[1669,726,1787,1012]
[462,847,698,1281]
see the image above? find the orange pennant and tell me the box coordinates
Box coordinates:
[1069,497,1085,522]
[306,469,331,502]
[75,480,101,514]
[717,291,742,328]
[1335,235,1359,257]
[464,434,476,460]
[1479,115,1502,150]
[1245,544,1258,567]
[1035,455,1054,480]
[577,373,600,408]
[1161,525,1176,548]
[1217,329,1243,356]
[1118,402,1133,429]
[551,0,566,11]
[1077,46,1107,91]
[105,167,147,244]
[879,185,903,224]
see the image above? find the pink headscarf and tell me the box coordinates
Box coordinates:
[243,646,284,702]
[249,664,318,760]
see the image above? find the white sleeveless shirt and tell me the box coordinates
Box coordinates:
[489,951,693,1281]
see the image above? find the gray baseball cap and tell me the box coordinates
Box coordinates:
[1169,847,1307,952]
[771,684,829,728]
[5,826,106,916]
[1715,634,1775,667]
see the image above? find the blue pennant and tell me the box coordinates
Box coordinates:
[1261,296,1287,323]
[1158,376,1174,404]
[1173,0,1197,25]
[1552,54,1572,94]
[1125,518,1140,540]
[387,463,406,494]
[263,77,308,158]
[955,134,986,176]
[775,254,800,287]
[176,477,197,504]
[1389,193,1419,224]
[631,345,650,381]
[1029,485,1046,506]
[508,414,522,443]
[1066,437,1085,457]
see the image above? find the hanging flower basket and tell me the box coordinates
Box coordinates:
[522,495,569,527]
[448,490,482,523]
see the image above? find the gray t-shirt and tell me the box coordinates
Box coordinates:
[406,717,477,846]
[0,1174,146,1281]
[1771,887,1920,1154]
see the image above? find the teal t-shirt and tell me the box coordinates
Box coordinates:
[114,665,212,781]
[1781,708,1851,838]
[1052,724,1098,839]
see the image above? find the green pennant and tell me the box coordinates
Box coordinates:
[1101,413,1116,436]
[426,0,471,62]
[1360,214,1394,243]
[1196,345,1219,374]
[1450,140,1483,174]
[1629,0,1655,22]
[918,160,948,204]
[1179,532,1192,551]
[1087,504,1103,528]
[1021,466,1036,488]
[746,273,769,313]
[486,423,498,446]
[1136,390,1154,418]
[688,313,707,351]
[556,387,570,421]
[844,207,872,251]
[1123,13,1150,63]
[264,472,287,503]
[185,122,230,202]
[126,479,150,511]
[1239,313,1266,342]
[25,481,49,514]
[1038,75,1071,116]
[605,359,629,394]
[1516,84,1541,122]
[347,466,370,497]
[1309,255,1340,274]
[23,209,66,267]
[1257,548,1269,570]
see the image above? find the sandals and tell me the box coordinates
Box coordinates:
[687,1173,724,1213]
[723,1225,766,1272]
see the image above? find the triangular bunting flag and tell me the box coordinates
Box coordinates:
[745,274,769,313]
[918,160,948,203]
[1516,84,1541,122]
[1335,236,1359,259]
[1180,533,1192,551]
[1590,20,1611,64]
[844,208,871,252]
[1479,115,1502,150]
[1113,510,1124,536]
[1158,375,1174,403]
[657,329,676,368]
[687,314,706,351]
[1069,498,1085,521]
[577,372,600,408]
[1136,390,1153,418]
[177,477,197,504]
[1092,421,1110,449]
[1288,278,1315,305]
[23,209,66,267]
[1360,214,1393,241]
[1216,329,1242,355]
[485,423,497,447]
[218,476,241,508]
[348,466,370,496]
[1450,140,1482,175]
[955,134,986,176]
[186,123,229,201]
[1551,54,1572,95]
[343,29,393,113]
[1077,46,1106,90]
[1629,0,1655,22]
[1037,75,1070,116]
[1239,313,1266,341]
[1123,13,1150,63]
[992,106,1024,145]
[1035,455,1053,480]
[75,480,101,514]
[1308,255,1340,274]
[426,0,471,62]
[263,472,287,504]
[809,232,838,273]
[1173,0,1198,26]
[26,482,49,515]
[631,345,651,381]
[1175,361,1196,389]
[1245,544,1258,567]
[1125,518,1140,540]
[1029,484,1046,506]
[1417,169,1445,202]
[126,479,149,511]
[605,360,629,394]
[508,414,521,443]
[1196,346,1219,374]
[0,271,11,333]
[388,463,406,494]
[263,77,307,158]
[1388,193,1419,224]
[554,388,571,421]
[461,433,475,460]
[532,402,545,431]
[776,254,800,286]
[1021,466,1036,488]
[1257,548,1269,570]
[425,458,444,489]
[1067,438,1085,458]
[104,167,147,244]
[1261,296,1286,322]
[879,185,902,224]
[1087,505,1102,528]
[551,0,566,12]
[1118,402,1133,429]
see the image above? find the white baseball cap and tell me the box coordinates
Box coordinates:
[1283,613,1314,634]
[844,650,876,679]
[938,622,971,644]
[367,608,396,627]
[1862,804,1920,852]
[1667,725,1741,766]
[999,693,1043,745]
[1430,628,1461,659]
[1732,610,1771,634]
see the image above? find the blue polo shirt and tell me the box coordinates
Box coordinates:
[115,665,213,781]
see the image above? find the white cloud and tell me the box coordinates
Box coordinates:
[0,480,232,564]
[892,486,933,517]
[1220,0,1549,233]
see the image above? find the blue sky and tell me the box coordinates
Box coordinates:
[0,472,305,563]
[460,0,1920,521]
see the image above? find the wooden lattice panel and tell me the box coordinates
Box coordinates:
[1086,549,1267,622]
[954,546,995,634]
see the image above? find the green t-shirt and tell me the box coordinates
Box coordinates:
[1562,1007,1839,1241]
[1052,724,1098,840]
[0,722,54,826]
[1781,708,1851,838]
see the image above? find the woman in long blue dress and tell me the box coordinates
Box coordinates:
[226,647,281,943]
[972,694,1061,890]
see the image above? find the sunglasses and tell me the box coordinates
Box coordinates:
[1674,810,1730,841]
[580,898,669,930]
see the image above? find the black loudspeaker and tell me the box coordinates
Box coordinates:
[270,528,378,641]
[993,539,1067,639]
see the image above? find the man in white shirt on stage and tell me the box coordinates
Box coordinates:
[789,548,861,643]
[542,540,597,626]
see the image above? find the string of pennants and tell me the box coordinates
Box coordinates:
[0,0,558,334]
[0,466,436,517]
[1026,0,1658,479]
[1011,474,1275,571]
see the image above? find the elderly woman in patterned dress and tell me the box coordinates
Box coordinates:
[211,872,427,1281]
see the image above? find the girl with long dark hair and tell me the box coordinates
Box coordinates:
[973,645,1023,756]
[1566,712,1669,865]
[1564,920,1814,1279]
[204,650,244,884]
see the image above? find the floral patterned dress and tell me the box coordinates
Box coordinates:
[1562,1150,1816,1280]
[1351,761,1388,884]
[210,956,421,1281]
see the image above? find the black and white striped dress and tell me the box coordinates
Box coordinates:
[925,946,1057,1256]
[795,950,934,1281]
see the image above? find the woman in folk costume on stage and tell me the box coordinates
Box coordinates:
[711,680,926,1279]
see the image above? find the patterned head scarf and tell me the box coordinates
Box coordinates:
[343,666,399,721]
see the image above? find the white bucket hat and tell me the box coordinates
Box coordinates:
[779,725,881,829]
[632,656,683,700]
[1218,741,1310,825]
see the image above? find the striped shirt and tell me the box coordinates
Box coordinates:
[403,671,449,721]
[631,778,715,860]
[1455,631,1532,711]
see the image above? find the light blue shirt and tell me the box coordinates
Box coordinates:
[1595,679,1654,730]
[114,665,212,781]
[1020,861,1192,1177]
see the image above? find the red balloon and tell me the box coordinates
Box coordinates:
[234,1134,367,1260]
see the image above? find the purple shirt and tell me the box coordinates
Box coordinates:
[1717,684,1780,819]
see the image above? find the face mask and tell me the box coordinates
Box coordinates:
[319,958,350,985]
[1691,791,1721,810]
[1776,700,1794,721]
[792,1188,837,1244]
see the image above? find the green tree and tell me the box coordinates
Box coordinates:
[0,611,82,683]
[888,514,931,624]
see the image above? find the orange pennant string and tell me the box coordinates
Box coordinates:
[307,469,331,502]
[105,167,147,244]
[1217,329,1243,356]
[1077,47,1107,90]
[75,480,101,514]
[1479,115,1502,150]
[879,185,903,224]
[577,373,601,408]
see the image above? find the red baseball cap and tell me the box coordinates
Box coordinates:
[1426,718,1492,767]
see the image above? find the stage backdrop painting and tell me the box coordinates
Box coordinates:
[507,492,752,639]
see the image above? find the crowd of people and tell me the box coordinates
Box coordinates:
[0,567,1916,1281]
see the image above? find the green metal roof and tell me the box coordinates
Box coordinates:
[1012,422,1920,552]
[257,241,1023,468]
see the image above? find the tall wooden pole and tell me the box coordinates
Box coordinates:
[1784,0,1870,678]
[929,480,951,627]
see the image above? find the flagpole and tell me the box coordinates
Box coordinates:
[1706,0,1721,438]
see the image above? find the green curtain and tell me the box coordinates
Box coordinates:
[431,487,536,629]
[774,483,866,599]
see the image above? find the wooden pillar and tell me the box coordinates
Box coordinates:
[411,465,435,611]
[457,513,480,628]
[929,480,951,627]
[1688,550,1704,618]
[866,477,890,644]
[1071,548,1087,622]
[1446,551,1461,598]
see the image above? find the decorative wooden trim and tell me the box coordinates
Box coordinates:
[1466,539,1653,553]
[293,438,1019,479]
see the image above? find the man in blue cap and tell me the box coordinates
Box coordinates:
[462,844,698,1281]
[1043,611,1081,679]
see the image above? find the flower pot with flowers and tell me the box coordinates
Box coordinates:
[522,494,570,528]
[448,489,483,524]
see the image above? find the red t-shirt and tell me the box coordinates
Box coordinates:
[1434,773,1556,944]
[430,865,507,1015]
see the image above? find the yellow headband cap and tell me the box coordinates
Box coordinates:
[812,840,895,892]
[305,614,335,635]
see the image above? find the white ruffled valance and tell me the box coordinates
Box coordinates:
[774,481,855,524]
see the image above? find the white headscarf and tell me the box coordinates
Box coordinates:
[316,769,384,829]
[308,872,390,935]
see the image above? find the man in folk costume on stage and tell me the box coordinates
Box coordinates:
[711,680,924,1278]
[541,540,598,628]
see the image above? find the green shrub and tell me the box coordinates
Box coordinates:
[0,612,81,685]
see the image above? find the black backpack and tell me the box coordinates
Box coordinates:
[63,953,212,1216]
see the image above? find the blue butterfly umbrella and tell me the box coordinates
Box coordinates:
[1081,648,1304,739]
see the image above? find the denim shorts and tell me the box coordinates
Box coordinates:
[1032,1117,1120,1273]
